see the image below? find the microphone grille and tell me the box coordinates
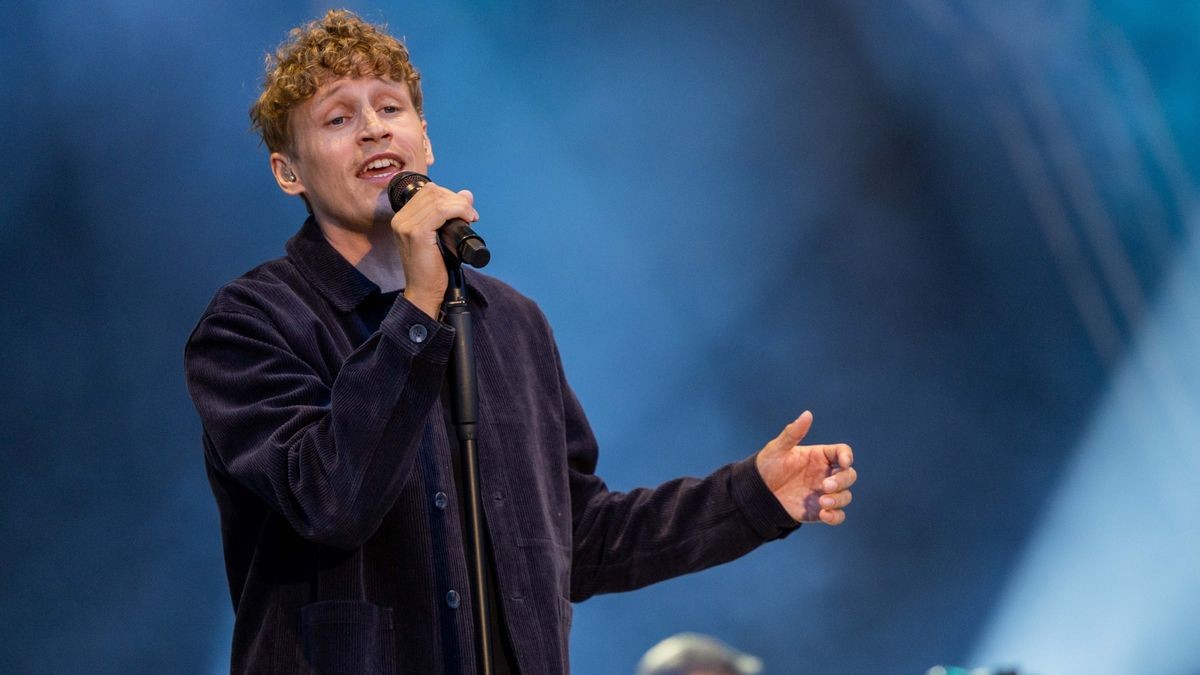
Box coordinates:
[387,171,430,211]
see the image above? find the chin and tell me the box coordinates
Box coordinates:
[371,197,395,223]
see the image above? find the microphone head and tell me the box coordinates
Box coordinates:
[387,171,430,211]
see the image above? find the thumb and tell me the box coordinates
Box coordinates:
[769,410,813,451]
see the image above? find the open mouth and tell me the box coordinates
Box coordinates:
[357,156,404,180]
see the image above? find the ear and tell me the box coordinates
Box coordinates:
[422,119,435,167]
[269,152,306,196]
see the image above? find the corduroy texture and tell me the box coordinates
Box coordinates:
[184,218,800,674]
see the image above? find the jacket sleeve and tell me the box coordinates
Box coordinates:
[556,340,801,602]
[184,295,452,550]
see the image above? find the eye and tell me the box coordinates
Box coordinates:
[328,115,347,126]
[381,105,400,114]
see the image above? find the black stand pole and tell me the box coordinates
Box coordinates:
[443,263,493,675]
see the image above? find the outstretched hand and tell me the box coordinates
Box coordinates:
[755,411,856,525]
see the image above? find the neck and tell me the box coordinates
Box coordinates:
[317,220,407,293]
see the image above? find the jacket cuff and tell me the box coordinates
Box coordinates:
[730,454,802,541]
[379,295,454,362]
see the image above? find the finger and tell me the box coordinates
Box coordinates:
[819,490,852,509]
[410,182,463,207]
[770,410,813,451]
[421,187,479,224]
[820,443,854,469]
[819,508,846,526]
[446,189,479,221]
[822,467,857,493]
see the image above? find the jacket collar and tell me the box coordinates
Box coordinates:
[285,217,489,312]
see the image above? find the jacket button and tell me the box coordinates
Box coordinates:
[433,491,448,510]
[408,324,428,343]
[446,590,460,609]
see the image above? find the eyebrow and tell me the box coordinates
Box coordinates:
[312,82,349,107]
[309,80,409,118]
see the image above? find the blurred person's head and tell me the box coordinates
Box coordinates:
[636,633,764,675]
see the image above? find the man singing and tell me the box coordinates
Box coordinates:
[185,10,856,674]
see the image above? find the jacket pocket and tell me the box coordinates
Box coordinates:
[299,600,395,675]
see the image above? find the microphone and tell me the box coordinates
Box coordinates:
[387,172,491,268]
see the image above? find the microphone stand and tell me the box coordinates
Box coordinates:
[443,261,494,675]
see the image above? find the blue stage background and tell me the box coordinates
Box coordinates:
[1,1,1197,673]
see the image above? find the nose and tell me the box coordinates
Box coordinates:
[360,108,391,143]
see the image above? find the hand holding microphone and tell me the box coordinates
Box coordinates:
[387,173,485,318]
[388,172,490,268]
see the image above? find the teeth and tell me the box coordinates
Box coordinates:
[363,158,400,172]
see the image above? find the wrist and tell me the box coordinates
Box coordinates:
[404,289,443,319]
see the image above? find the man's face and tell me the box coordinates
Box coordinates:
[271,76,433,233]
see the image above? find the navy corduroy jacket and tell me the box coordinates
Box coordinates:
[184,219,799,674]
